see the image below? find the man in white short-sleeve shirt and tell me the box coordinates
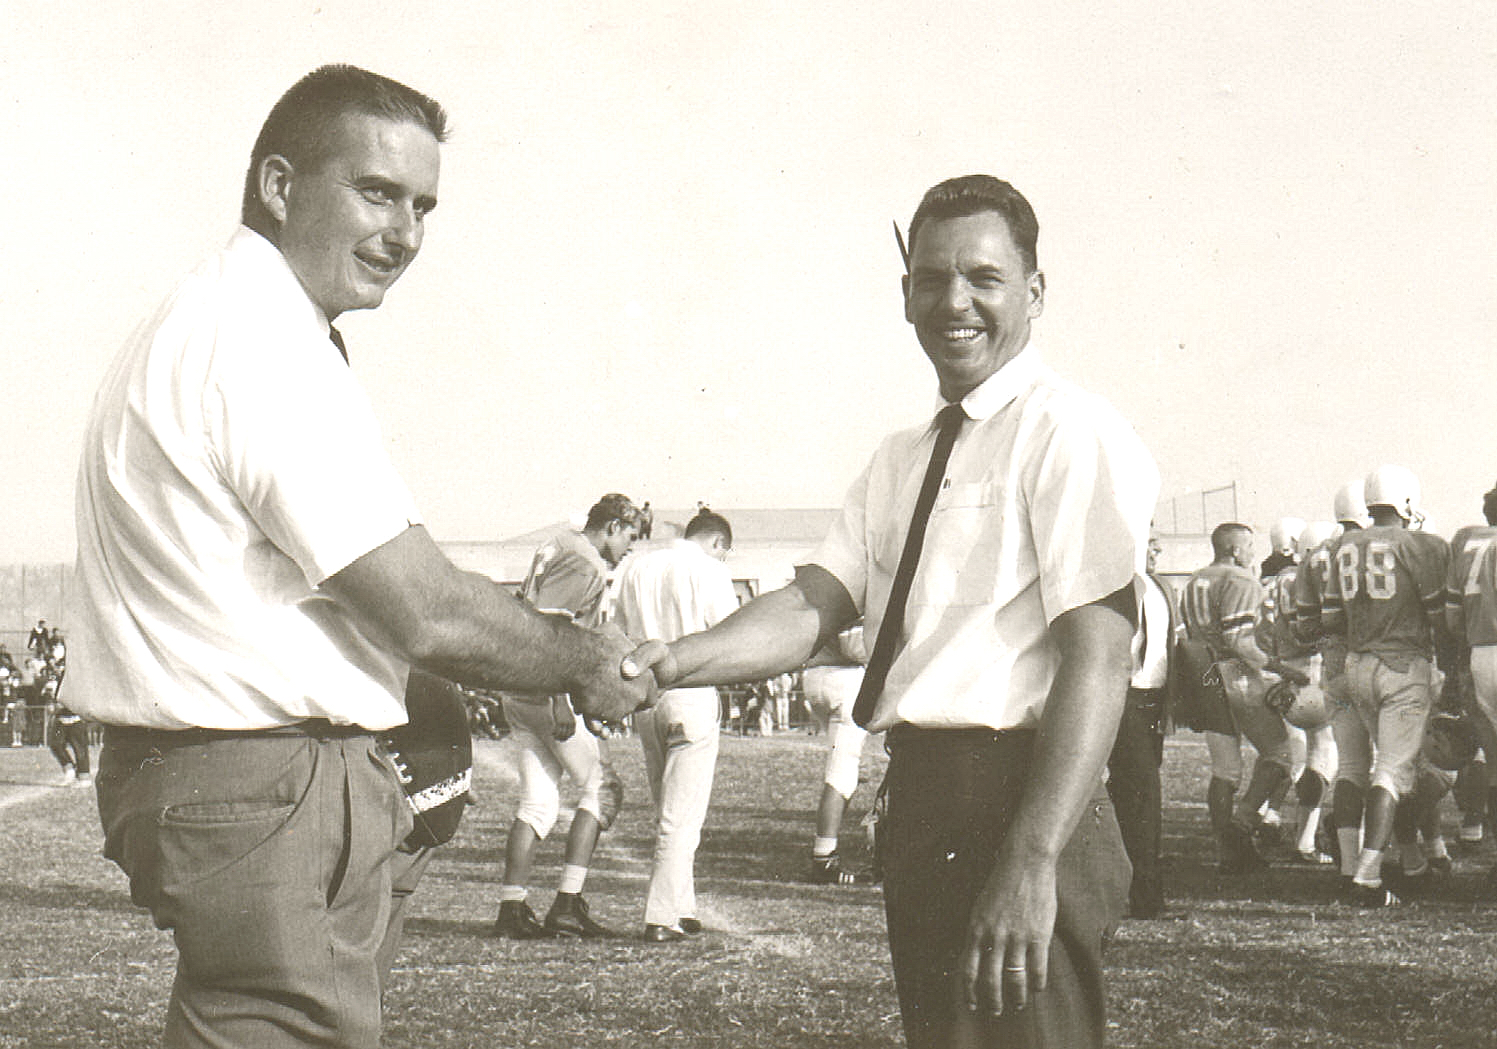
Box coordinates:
[70,65,651,1049]
[624,175,1157,1048]
[613,509,741,941]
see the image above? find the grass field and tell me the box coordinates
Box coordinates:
[1,729,1496,1048]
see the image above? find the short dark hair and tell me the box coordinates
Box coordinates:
[1211,522,1253,557]
[241,64,448,234]
[1483,485,1497,525]
[585,493,641,532]
[685,509,732,549]
[907,175,1039,273]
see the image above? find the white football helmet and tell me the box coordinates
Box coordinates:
[1332,480,1370,528]
[1269,517,1306,557]
[1265,677,1333,730]
[1296,521,1340,561]
[1363,464,1423,525]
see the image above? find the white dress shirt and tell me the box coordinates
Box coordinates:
[810,343,1158,733]
[70,227,420,730]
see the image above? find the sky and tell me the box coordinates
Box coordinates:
[4,1,1497,563]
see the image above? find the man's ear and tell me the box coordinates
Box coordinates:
[257,154,295,226]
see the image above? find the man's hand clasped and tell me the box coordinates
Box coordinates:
[568,623,658,736]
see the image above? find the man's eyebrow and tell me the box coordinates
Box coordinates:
[416,193,438,213]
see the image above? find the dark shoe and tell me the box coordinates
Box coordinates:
[643,923,686,943]
[492,899,553,940]
[1220,822,1268,874]
[544,892,616,939]
[807,852,860,886]
[678,917,704,935]
[1346,882,1400,908]
[1428,854,1454,875]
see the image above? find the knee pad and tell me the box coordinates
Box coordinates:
[516,789,560,839]
[1295,769,1327,808]
[1373,766,1411,800]
[574,762,606,826]
[824,744,861,800]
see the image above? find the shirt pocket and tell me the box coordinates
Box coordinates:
[919,480,1004,606]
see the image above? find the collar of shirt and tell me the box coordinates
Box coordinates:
[934,341,1044,423]
[232,226,336,344]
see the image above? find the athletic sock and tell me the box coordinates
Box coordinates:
[498,884,528,904]
[1338,828,1363,878]
[1425,837,1450,861]
[558,864,588,895]
[812,836,838,860]
[1297,808,1322,854]
[1354,847,1383,886]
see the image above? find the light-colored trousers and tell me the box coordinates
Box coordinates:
[637,686,721,928]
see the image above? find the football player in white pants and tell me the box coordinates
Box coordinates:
[800,623,870,885]
[1183,523,1295,874]
[1448,498,1497,895]
[1443,485,1497,849]
[492,494,640,940]
[1322,466,1451,906]
[1260,521,1342,862]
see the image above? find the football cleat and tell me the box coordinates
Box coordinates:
[1347,882,1400,907]
[544,893,617,939]
[807,852,861,886]
[1220,822,1269,874]
[492,899,553,940]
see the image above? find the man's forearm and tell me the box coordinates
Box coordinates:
[1004,601,1133,864]
[661,569,857,687]
[323,525,613,695]
[410,570,606,694]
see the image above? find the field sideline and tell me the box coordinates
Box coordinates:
[1,730,1495,1048]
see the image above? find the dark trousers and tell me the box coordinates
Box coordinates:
[882,726,1130,1049]
[49,717,92,774]
[1106,687,1165,916]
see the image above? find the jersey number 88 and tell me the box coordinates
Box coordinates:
[1336,541,1397,600]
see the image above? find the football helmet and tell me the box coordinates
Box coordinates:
[1264,677,1332,730]
[1269,517,1306,557]
[1296,521,1340,561]
[1426,711,1478,772]
[1363,464,1423,525]
[1332,480,1371,528]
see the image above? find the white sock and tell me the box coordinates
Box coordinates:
[558,864,588,895]
[1297,808,1322,854]
[1353,847,1383,886]
[813,836,838,859]
[1425,836,1449,861]
[498,884,527,903]
[1338,828,1362,877]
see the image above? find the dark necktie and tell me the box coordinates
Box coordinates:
[851,402,966,728]
[328,325,349,364]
